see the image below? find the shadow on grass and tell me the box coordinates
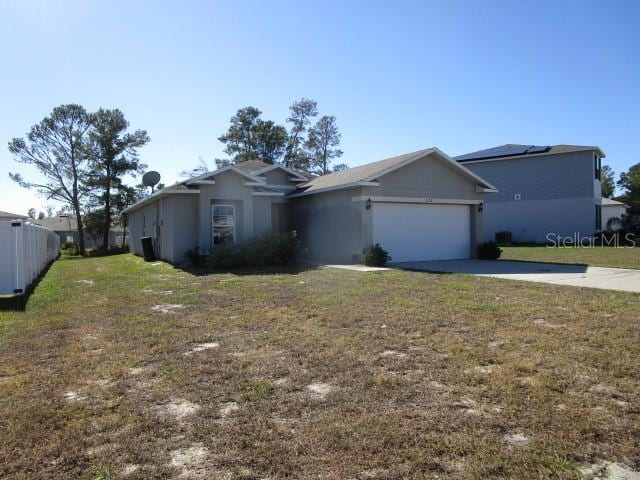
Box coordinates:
[173,262,321,277]
[0,257,58,311]
[394,259,589,275]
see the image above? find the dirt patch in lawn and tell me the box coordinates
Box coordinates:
[154,400,201,422]
[151,303,184,314]
[1,254,639,479]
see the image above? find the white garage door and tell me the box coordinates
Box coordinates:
[372,203,471,262]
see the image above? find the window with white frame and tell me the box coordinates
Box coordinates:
[212,205,235,245]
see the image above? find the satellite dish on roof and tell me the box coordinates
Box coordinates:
[142,171,161,192]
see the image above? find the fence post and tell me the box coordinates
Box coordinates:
[11,221,25,294]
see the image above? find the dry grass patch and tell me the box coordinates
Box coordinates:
[0,254,638,479]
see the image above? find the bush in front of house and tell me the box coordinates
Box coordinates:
[361,244,391,267]
[495,231,512,245]
[207,231,302,269]
[184,247,207,267]
[86,245,130,257]
[60,242,80,256]
[477,241,502,260]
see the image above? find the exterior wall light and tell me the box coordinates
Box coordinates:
[478,203,484,212]
[366,198,372,210]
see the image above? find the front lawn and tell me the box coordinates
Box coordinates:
[0,255,638,479]
[501,245,640,269]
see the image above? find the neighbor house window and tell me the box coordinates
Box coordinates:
[595,204,602,230]
[594,154,601,180]
[212,205,235,245]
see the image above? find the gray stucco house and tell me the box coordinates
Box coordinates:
[124,148,497,264]
[455,144,604,243]
[32,215,125,249]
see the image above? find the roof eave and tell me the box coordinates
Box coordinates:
[287,181,378,198]
[457,146,606,164]
[122,188,200,214]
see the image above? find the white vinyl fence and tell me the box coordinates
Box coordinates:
[0,220,60,295]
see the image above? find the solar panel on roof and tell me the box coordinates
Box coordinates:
[526,145,551,154]
[455,144,552,162]
[467,145,529,159]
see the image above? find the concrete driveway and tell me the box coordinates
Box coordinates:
[396,259,640,293]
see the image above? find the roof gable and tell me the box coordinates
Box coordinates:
[250,163,310,181]
[185,165,264,185]
[291,148,496,197]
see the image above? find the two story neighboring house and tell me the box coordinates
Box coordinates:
[455,144,604,243]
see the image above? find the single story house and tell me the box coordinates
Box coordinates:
[601,198,629,231]
[455,144,604,243]
[0,211,28,221]
[124,148,497,264]
[32,215,125,249]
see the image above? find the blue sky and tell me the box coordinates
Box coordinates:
[1,0,639,214]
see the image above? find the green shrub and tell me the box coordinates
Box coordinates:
[86,245,130,257]
[60,242,80,256]
[495,231,512,245]
[361,244,391,267]
[184,247,207,267]
[477,241,502,260]
[208,231,302,269]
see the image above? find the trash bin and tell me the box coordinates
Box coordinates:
[141,236,156,262]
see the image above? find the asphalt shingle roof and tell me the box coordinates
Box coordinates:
[601,198,628,207]
[297,149,432,193]
[455,144,603,162]
[234,160,272,174]
[0,211,27,220]
[32,215,78,231]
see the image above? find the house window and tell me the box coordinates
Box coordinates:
[594,154,601,180]
[595,204,602,230]
[212,205,235,245]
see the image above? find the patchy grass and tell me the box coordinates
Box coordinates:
[501,245,640,269]
[0,254,639,479]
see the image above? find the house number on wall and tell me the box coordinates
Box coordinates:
[425,197,433,203]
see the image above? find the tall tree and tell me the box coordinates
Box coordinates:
[27,208,36,219]
[86,108,149,250]
[218,107,261,163]
[284,98,317,171]
[618,162,640,215]
[601,165,615,198]
[217,107,288,165]
[8,104,92,254]
[306,115,343,174]
[254,120,288,164]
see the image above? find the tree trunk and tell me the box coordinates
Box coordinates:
[121,219,127,249]
[323,145,328,174]
[74,201,86,255]
[102,168,111,250]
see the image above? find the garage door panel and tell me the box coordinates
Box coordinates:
[372,203,470,262]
